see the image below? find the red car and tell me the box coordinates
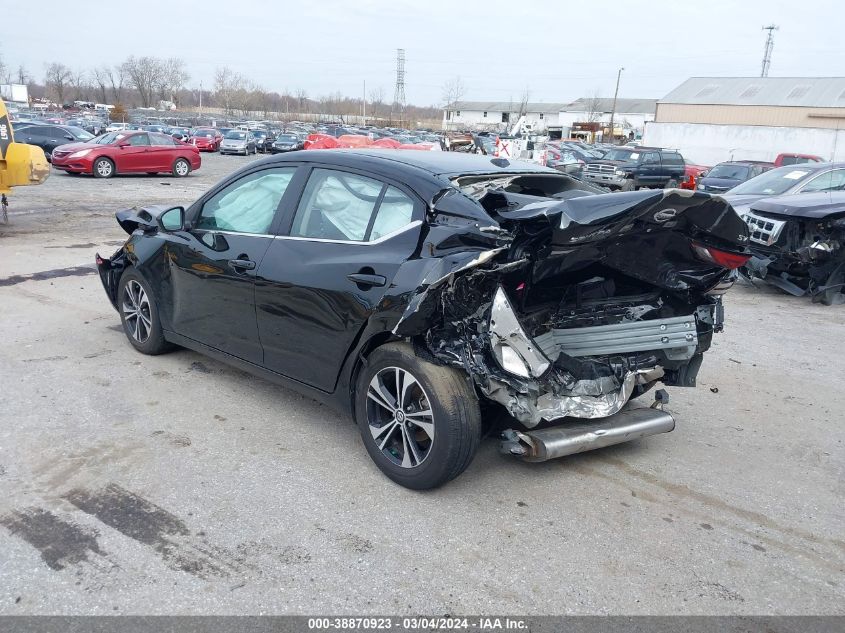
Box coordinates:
[188,128,223,152]
[51,130,201,178]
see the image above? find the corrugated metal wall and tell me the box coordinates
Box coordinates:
[656,103,845,129]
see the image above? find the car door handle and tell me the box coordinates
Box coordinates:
[347,273,386,287]
[229,258,256,270]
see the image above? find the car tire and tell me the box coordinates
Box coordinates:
[664,178,679,189]
[93,157,115,178]
[620,180,636,192]
[355,342,481,489]
[117,269,173,355]
[172,158,191,177]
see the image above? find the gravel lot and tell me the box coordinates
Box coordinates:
[0,153,843,615]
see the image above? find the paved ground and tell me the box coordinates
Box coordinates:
[0,153,843,615]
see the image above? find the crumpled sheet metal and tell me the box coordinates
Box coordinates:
[482,367,664,427]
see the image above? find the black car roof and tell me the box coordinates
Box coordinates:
[268,149,555,178]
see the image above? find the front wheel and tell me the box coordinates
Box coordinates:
[355,342,481,489]
[620,180,636,192]
[93,157,115,178]
[117,270,173,355]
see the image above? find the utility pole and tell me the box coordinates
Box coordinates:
[608,67,624,145]
[363,79,366,125]
[761,25,779,77]
[198,80,202,117]
[391,49,406,127]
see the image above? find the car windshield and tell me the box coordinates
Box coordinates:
[728,166,813,195]
[707,164,750,180]
[225,131,247,140]
[252,131,267,137]
[194,130,214,137]
[604,148,638,161]
[277,134,297,142]
[92,132,127,145]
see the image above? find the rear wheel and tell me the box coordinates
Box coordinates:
[664,178,679,189]
[355,342,481,489]
[172,158,190,177]
[117,270,173,355]
[620,180,636,192]
[93,157,114,178]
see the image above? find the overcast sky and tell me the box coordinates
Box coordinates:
[2,0,843,106]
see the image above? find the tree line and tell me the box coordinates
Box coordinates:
[0,54,441,122]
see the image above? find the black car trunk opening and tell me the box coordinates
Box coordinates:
[398,185,748,428]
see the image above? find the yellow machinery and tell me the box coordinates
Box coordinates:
[0,97,50,222]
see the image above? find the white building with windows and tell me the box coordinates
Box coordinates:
[442,101,567,132]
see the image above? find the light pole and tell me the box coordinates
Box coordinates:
[608,67,624,145]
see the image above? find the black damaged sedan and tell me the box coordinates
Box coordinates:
[97,150,750,488]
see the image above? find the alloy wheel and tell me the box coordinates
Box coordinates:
[366,367,435,468]
[122,280,152,343]
[96,160,113,177]
[174,160,189,176]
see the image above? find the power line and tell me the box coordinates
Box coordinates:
[761,25,779,77]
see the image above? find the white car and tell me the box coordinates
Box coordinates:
[106,122,131,133]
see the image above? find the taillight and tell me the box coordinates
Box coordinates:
[691,243,750,270]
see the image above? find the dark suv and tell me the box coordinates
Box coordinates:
[15,124,94,161]
[582,146,686,190]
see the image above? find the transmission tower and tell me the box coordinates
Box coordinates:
[760,25,779,77]
[392,49,406,125]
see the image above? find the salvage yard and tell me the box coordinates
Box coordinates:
[1,154,843,614]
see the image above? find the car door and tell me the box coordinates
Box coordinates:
[165,166,300,363]
[639,152,661,186]
[148,133,177,171]
[116,133,152,172]
[255,166,424,392]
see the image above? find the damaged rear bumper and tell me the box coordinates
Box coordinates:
[501,404,675,462]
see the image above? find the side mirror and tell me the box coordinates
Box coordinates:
[159,206,185,231]
[65,134,74,140]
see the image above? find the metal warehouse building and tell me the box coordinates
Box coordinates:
[643,77,845,165]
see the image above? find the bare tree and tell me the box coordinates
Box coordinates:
[16,65,30,86]
[68,69,88,101]
[214,66,245,115]
[368,86,385,121]
[295,88,308,113]
[91,66,110,104]
[122,56,163,108]
[44,62,73,104]
[517,86,531,118]
[109,65,126,104]
[584,90,604,123]
[441,76,466,108]
[0,55,7,84]
[156,58,189,106]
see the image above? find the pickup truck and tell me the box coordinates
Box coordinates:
[774,153,823,166]
[581,146,686,190]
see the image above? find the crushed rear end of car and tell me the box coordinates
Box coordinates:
[394,182,750,460]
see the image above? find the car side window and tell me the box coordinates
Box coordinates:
[196,167,296,234]
[802,170,845,192]
[151,133,175,146]
[642,152,660,164]
[291,169,385,242]
[800,171,833,193]
[128,133,150,146]
[370,187,416,240]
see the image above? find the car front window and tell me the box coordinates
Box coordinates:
[196,168,296,234]
[708,164,750,180]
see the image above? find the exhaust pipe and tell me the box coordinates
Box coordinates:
[501,406,675,462]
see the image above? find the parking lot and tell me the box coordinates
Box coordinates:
[1,153,843,615]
